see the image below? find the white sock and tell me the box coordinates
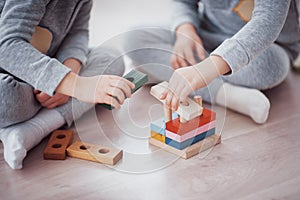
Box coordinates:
[0,109,65,169]
[215,83,271,124]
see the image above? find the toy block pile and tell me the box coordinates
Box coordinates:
[149,82,221,159]
[44,130,123,165]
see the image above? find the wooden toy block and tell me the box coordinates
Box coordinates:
[66,141,123,165]
[150,117,166,135]
[164,105,172,122]
[151,131,166,143]
[149,134,221,159]
[44,130,74,160]
[194,96,202,106]
[166,108,216,135]
[150,82,203,120]
[165,128,215,150]
[166,120,216,142]
[150,113,179,136]
[101,69,148,110]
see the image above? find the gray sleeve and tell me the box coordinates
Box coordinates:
[211,0,291,74]
[171,0,201,31]
[0,0,71,96]
[55,1,93,66]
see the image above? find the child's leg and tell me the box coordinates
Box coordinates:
[54,47,126,126]
[0,73,65,169]
[0,47,125,169]
[0,73,41,128]
[123,27,175,83]
[195,44,290,123]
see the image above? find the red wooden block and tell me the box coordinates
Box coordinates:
[166,108,216,135]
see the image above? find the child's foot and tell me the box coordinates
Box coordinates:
[215,83,270,124]
[0,109,65,169]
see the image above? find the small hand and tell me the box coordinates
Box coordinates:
[171,23,206,69]
[161,56,230,111]
[34,90,70,109]
[74,75,135,109]
[160,66,205,111]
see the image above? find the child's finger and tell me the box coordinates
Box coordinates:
[177,55,188,67]
[110,79,132,98]
[103,96,121,109]
[195,44,206,61]
[36,92,51,103]
[160,89,168,100]
[170,54,179,69]
[108,87,125,104]
[171,94,180,111]
[184,48,197,65]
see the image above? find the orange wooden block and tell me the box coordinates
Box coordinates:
[66,141,123,165]
[151,131,166,143]
[166,108,216,135]
[44,130,74,160]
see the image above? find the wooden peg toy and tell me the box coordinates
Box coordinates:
[66,141,123,165]
[194,96,202,106]
[44,130,74,160]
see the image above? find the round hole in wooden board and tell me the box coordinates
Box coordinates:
[52,143,62,148]
[80,145,90,150]
[98,148,110,154]
[56,134,66,139]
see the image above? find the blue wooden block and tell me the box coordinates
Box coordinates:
[150,113,179,136]
[165,128,215,150]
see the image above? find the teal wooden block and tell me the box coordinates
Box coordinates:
[100,70,148,110]
[165,128,215,150]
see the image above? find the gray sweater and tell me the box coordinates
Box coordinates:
[0,0,92,96]
[172,0,300,74]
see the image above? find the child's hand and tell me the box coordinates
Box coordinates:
[171,23,206,69]
[73,75,135,109]
[161,56,231,111]
[34,90,70,109]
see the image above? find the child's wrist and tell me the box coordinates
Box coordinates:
[56,72,79,97]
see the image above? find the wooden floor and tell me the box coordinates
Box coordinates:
[1,1,300,199]
[1,70,299,200]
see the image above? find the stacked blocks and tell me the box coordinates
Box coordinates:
[150,113,178,143]
[149,82,221,159]
[150,109,216,150]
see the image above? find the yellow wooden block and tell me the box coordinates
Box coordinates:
[151,131,166,143]
[66,141,123,165]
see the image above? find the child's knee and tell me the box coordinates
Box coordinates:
[263,44,290,88]
[0,75,40,127]
[86,47,125,76]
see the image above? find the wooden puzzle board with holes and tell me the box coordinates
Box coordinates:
[43,130,123,165]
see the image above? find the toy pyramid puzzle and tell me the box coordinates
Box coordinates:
[149,82,221,159]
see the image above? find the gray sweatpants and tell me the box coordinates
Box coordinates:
[123,27,290,103]
[0,47,125,128]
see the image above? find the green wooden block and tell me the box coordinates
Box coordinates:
[100,70,148,110]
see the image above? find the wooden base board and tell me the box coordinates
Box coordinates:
[66,141,123,165]
[149,134,221,159]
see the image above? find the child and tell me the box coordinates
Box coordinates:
[124,0,300,123]
[0,0,134,169]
